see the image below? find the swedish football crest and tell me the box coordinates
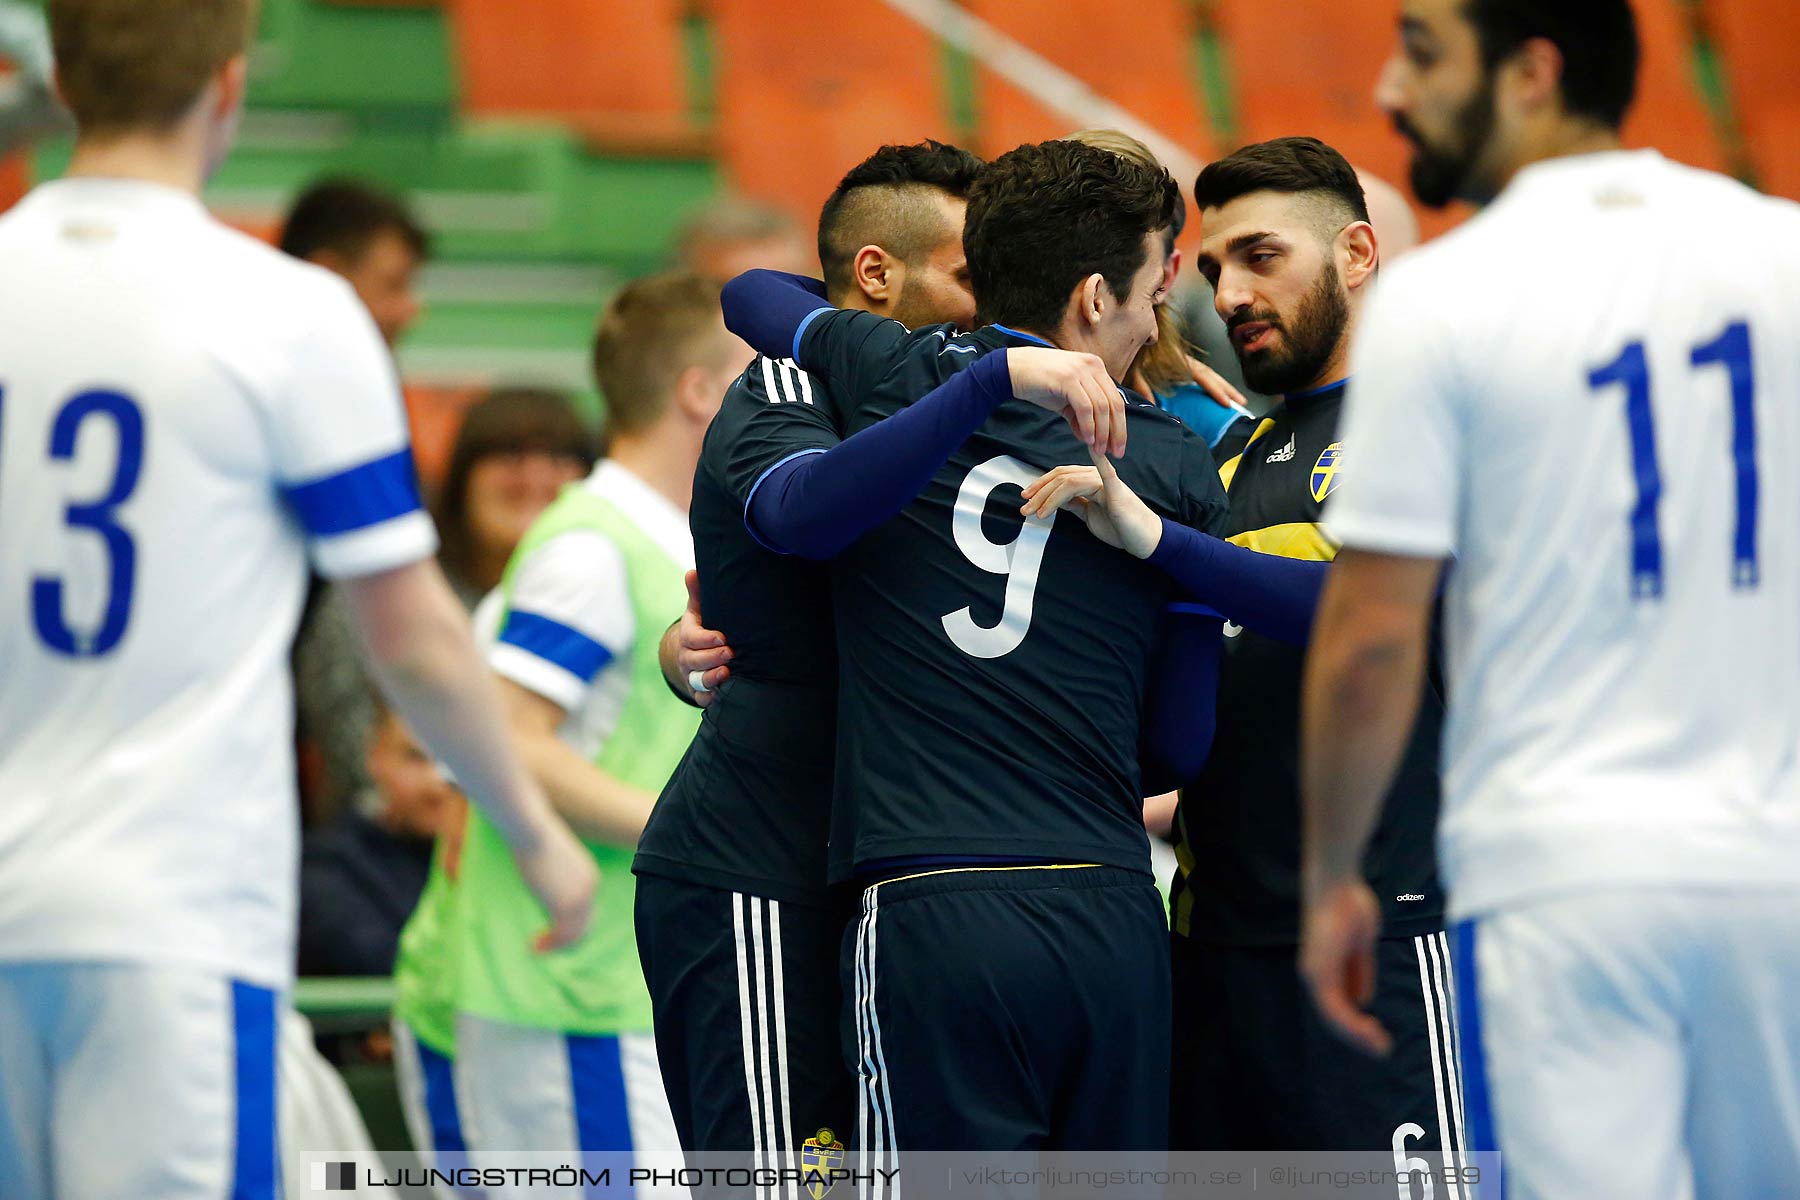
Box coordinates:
[1311,442,1343,502]
[801,1128,845,1199]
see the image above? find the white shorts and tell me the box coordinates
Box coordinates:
[1459,886,1800,1199]
[279,1006,390,1198]
[392,1019,479,1199]
[455,1014,685,1199]
[0,961,279,1200]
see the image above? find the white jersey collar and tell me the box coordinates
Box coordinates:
[30,176,208,217]
[1503,147,1666,200]
[582,459,694,569]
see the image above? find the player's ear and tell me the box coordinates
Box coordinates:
[671,363,719,424]
[1340,221,1379,291]
[1503,36,1564,117]
[212,54,250,122]
[1078,273,1106,329]
[853,246,897,305]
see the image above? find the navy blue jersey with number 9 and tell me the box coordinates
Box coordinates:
[792,312,1231,880]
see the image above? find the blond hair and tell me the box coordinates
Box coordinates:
[591,272,731,439]
[50,0,253,133]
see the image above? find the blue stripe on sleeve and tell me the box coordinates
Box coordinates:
[742,447,827,555]
[499,610,614,682]
[792,306,835,364]
[1167,601,1225,620]
[230,980,279,1200]
[283,448,423,537]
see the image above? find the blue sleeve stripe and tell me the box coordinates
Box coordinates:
[1167,601,1225,620]
[284,448,423,537]
[792,306,835,364]
[742,447,827,556]
[498,610,613,682]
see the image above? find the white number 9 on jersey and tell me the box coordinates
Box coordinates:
[941,454,1058,660]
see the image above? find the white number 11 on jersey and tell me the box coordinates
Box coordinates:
[941,455,1058,660]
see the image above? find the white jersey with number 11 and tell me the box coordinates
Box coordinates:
[1329,150,1800,919]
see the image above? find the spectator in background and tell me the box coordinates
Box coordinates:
[674,193,815,280]
[433,389,599,604]
[282,176,432,824]
[280,177,430,346]
[295,389,596,822]
[297,696,460,977]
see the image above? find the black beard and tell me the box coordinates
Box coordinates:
[1233,263,1351,396]
[1398,73,1499,209]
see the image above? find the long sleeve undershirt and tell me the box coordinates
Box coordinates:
[745,349,1014,560]
[721,269,832,362]
[1147,517,1331,646]
[1140,610,1225,794]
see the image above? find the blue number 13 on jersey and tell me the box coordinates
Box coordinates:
[1,387,147,656]
[1588,320,1758,600]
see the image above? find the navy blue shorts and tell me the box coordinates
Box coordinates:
[636,874,856,1170]
[844,865,1169,1153]
[1169,929,1464,1154]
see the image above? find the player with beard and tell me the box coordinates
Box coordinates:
[1380,2,1513,212]
[1168,138,1457,1155]
[1302,0,1800,1193]
[719,139,1232,1153]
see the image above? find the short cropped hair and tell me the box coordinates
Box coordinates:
[816,140,985,299]
[49,0,253,134]
[964,140,1179,333]
[1466,0,1638,130]
[1194,137,1371,238]
[676,197,802,261]
[591,273,729,438]
[279,179,430,265]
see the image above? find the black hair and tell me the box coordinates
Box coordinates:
[816,140,985,298]
[1194,136,1371,233]
[279,178,430,264]
[1465,0,1638,129]
[963,139,1178,332]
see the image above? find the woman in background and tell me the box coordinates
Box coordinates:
[431,389,600,606]
[295,388,596,826]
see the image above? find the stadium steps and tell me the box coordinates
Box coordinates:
[26,0,726,444]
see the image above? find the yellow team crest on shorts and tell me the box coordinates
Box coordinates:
[801,1128,845,1199]
[1311,442,1344,502]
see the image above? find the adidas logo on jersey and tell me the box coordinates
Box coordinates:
[1265,433,1296,463]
